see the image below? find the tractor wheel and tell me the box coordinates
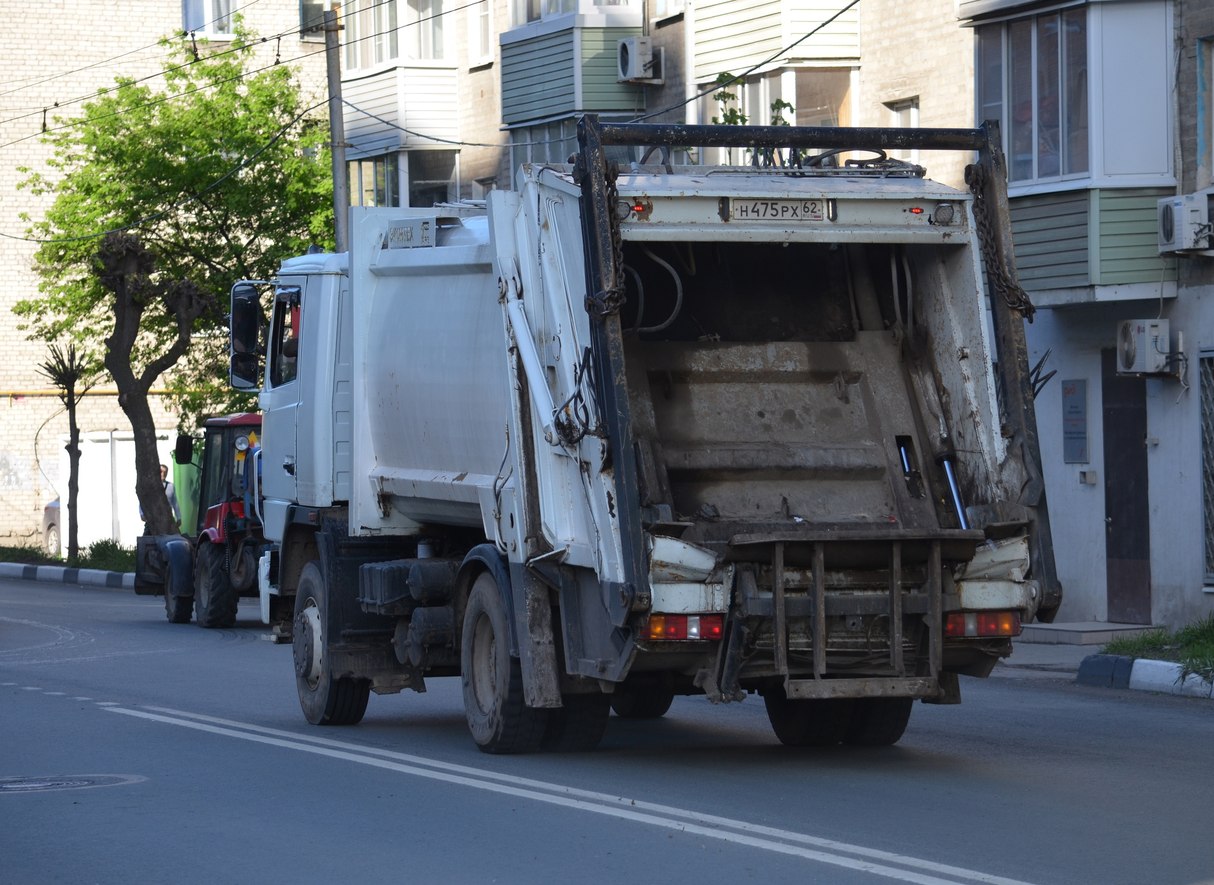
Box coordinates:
[193,543,238,628]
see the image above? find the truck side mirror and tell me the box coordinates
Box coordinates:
[230,282,263,390]
[173,433,195,465]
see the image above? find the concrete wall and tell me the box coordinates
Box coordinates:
[0,1,326,548]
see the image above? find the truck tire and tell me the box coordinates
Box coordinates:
[461,572,548,754]
[844,698,913,747]
[609,686,675,720]
[194,543,238,628]
[293,561,370,726]
[164,591,192,624]
[543,693,610,752]
[763,687,853,747]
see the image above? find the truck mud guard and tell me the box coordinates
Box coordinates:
[459,545,562,709]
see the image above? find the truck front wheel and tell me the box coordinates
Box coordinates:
[194,543,238,628]
[293,561,370,726]
[461,572,548,754]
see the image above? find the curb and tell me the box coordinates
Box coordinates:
[1078,653,1214,699]
[0,561,134,591]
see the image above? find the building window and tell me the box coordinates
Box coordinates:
[349,156,401,207]
[469,0,493,65]
[1202,356,1214,580]
[512,0,630,28]
[300,0,326,38]
[885,97,919,164]
[408,150,458,207]
[976,8,1088,184]
[183,0,233,36]
[410,0,445,60]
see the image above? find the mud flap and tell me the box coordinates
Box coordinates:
[134,534,193,600]
[510,562,562,708]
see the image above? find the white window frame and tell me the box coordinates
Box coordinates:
[183,0,234,37]
[885,97,920,165]
[511,0,635,29]
[469,0,494,66]
[976,7,1090,187]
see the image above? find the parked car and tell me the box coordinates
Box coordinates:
[42,498,59,557]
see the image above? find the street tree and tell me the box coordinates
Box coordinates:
[96,233,211,535]
[15,25,333,435]
[37,343,99,562]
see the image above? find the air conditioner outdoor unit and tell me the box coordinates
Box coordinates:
[1158,191,1212,254]
[617,37,662,83]
[1117,318,1171,374]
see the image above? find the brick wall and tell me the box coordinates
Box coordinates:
[855,0,975,188]
[0,1,325,545]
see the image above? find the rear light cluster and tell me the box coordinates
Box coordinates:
[945,611,1021,638]
[644,613,724,641]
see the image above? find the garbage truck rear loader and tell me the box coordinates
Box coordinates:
[230,117,1060,752]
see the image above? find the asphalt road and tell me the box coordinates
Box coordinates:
[3,577,1212,885]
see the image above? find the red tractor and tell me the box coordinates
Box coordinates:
[135,413,267,628]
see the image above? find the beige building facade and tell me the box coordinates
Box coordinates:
[0,1,326,547]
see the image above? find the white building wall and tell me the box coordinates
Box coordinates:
[0,1,326,548]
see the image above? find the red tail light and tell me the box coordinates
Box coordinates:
[645,613,724,641]
[945,611,1021,638]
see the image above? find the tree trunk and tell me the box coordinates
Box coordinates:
[65,399,81,563]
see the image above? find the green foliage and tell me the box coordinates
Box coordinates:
[80,539,137,572]
[1104,615,1214,682]
[711,73,747,126]
[769,98,795,127]
[0,540,135,572]
[15,23,333,430]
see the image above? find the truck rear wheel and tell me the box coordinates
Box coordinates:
[194,542,238,628]
[293,561,370,726]
[844,698,913,747]
[543,693,610,752]
[461,572,548,754]
[763,687,853,747]
[609,686,675,720]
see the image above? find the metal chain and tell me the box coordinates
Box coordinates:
[967,163,1036,320]
[587,161,627,317]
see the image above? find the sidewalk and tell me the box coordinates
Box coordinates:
[0,561,133,591]
[998,621,1214,700]
[3,561,1210,699]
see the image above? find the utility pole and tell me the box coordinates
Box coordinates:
[324,9,349,252]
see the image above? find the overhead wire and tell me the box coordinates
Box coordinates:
[2,0,858,240]
[0,0,480,150]
[0,0,272,118]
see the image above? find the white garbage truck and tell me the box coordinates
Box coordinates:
[229,116,1060,753]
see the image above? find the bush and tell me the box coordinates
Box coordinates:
[0,539,136,572]
[80,539,136,572]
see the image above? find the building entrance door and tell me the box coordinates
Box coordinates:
[1101,348,1151,624]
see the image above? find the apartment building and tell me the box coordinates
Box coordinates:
[0,1,327,548]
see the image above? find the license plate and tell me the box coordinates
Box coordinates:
[729,199,825,222]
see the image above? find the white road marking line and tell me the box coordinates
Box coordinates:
[113,705,1038,885]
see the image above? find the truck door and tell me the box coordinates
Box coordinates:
[259,285,301,541]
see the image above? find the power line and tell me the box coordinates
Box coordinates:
[0,0,485,153]
[0,0,267,99]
